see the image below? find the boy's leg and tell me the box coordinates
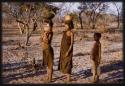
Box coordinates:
[92,61,97,83]
[93,65,100,83]
[97,65,101,76]
[96,65,101,82]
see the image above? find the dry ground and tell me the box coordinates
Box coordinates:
[2,24,123,84]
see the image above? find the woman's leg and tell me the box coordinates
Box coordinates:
[43,67,49,83]
[47,67,53,82]
[42,50,45,67]
[66,73,71,82]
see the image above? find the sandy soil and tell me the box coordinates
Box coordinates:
[2,25,123,84]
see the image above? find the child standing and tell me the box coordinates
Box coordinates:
[91,32,101,83]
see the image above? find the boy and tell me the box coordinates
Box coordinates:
[91,32,101,83]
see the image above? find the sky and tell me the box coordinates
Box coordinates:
[51,2,122,15]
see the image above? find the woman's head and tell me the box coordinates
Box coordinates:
[65,21,74,30]
[64,15,74,30]
[43,19,53,31]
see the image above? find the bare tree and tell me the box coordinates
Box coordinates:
[2,2,59,45]
[113,2,122,29]
[78,2,109,29]
[51,2,76,25]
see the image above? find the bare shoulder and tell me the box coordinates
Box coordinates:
[70,31,74,36]
[94,42,101,48]
[93,42,98,47]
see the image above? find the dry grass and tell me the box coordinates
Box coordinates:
[2,21,123,84]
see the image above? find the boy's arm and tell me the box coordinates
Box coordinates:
[90,43,96,60]
[98,43,101,64]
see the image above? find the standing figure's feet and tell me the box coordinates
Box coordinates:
[64,74,71,83]
[92,75,99,83]
[43,77,52,83]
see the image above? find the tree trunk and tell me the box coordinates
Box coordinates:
[92,18,96,29]
[92,23,96,29]
[114,3,120,29]
[25,22,37,46]
[79,13,83,29]
[17,22,25,34]
[25,25,30,46]
[117,11,120,29]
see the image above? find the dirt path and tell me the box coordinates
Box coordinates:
[2,26,123,84]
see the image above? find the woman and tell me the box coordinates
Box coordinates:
[58,15,74,82]
[41,20,54,82]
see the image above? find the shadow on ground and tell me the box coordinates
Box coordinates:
[3,59,123,83]
[53,60,123,83]
[3,60,46,83]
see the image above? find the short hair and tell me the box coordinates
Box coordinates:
[94,32,101,38]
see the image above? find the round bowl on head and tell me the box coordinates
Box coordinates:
[65,15,72,22]
[44,25,50,32]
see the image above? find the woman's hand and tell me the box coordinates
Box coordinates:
[65,52,69,57]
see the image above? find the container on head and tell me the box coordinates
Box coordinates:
[43,25,50,32]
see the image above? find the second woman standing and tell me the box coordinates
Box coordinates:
[58,15,74,82]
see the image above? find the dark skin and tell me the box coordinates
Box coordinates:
[94,34,100,42]
[94,35,101,64]
[63,24,74,82]
[41,23,52,44]
[91,34,101,83]
[41,22,53,83]
[65,24,74,59]
[91,35,101,60]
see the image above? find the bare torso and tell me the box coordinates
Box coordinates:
[91,41,101,62]
[41,31,53,50]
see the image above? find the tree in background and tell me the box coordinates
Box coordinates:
[113,2,122,29]
[50,3,76,26]
[69,12,79,29]
[2,2,59,45]
[78,2,109,29]
[78,2,87,29]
